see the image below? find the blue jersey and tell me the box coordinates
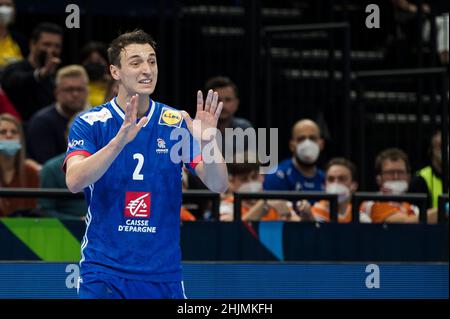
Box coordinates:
[64,98,201,282]
[263,158,325,192]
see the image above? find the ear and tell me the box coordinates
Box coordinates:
[376,175,382,187]
[350,181,358,193]
[110,64,120,81]
[289,139,296,154]
[318,138,325,151]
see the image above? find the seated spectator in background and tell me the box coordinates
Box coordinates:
[26,65,88,164]
[264,119,325,193]
[0,113,40,216]
[188,76,254,190]
[0,88,20,120]
[80,41,111,107]
[204,76,253,153]
[38,115,87,220]
[360,148,436,223]
[0,0,28,79]
[1,22,62,121]
[409,130,444,209]
[220,152,306,222]
[310,158,370,223]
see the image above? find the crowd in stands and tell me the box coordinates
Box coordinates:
[0,0,448,222]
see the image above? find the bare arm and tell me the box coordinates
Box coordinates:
[66,95,147,193]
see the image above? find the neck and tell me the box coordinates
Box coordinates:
[338,201,349,215]
[0,154,15,176]
[292,157,316,177]
[116,88,150,118]
[218,117,232,133]
[55,103,77,119]
[431,157,442,174]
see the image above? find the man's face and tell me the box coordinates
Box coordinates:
[215,85,239,121]
[56,76,88,113]
[378,159,409,185]
[326,165,357,192]
[31,32,62,62]
[289,121,323,157]
[110,43,158,96]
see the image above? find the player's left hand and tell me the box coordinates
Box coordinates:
[181,90,223,142]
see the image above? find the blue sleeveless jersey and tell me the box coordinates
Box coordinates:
[64,98,201,282]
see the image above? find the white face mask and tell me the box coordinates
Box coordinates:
[382,180,408,194]
[326,183,351,203]
[296,139,320,164]
[0,5,14,26]
[237,181,262,193]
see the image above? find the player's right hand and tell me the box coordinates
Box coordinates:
[115,94,148,147]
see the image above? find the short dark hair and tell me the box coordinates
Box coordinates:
[204,76,239,97]
[227,151,259,176]
[375,148,410,174]
[107,29,156,67]
[31,22,63,43]
[80,41,108,63]
[325,157,358,181]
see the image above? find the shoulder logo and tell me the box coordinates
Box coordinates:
[80,108,112,125]
[158,107,182,128]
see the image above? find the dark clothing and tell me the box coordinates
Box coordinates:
[1,60,55,121]
[39,153,87,219]
[26,104,69,164]
[9,29,29,58]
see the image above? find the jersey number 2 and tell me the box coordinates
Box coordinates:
[133,153,144,180]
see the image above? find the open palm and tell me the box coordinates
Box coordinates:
[181,90,223,142]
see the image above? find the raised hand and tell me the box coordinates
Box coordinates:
[181,90,223,142]
[115,94,148,146]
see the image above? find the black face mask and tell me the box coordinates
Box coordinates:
[84,63,106,81]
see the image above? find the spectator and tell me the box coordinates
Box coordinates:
[0,0,28,78]
[1,22,62,121]
[80,41,111,107]
[360,148,433,223]
[310,158,370,223]
[204,76,253,154]
[409,130,444,209]
[0,113,39,216]
[38,116,87,220]
[180,167,197,222]
[188,76,254,191]
[220,151,305,222]
[26,65,88,164]
[264,119,325,193]
[0,88,20,120]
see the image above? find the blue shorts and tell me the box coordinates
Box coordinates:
[78,272,186,299]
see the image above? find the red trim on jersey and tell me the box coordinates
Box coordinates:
[62,150,92,173]
[189,154,202,170]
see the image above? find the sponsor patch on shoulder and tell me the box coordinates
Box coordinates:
[80,108,113,125]
[158,107,183,128]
